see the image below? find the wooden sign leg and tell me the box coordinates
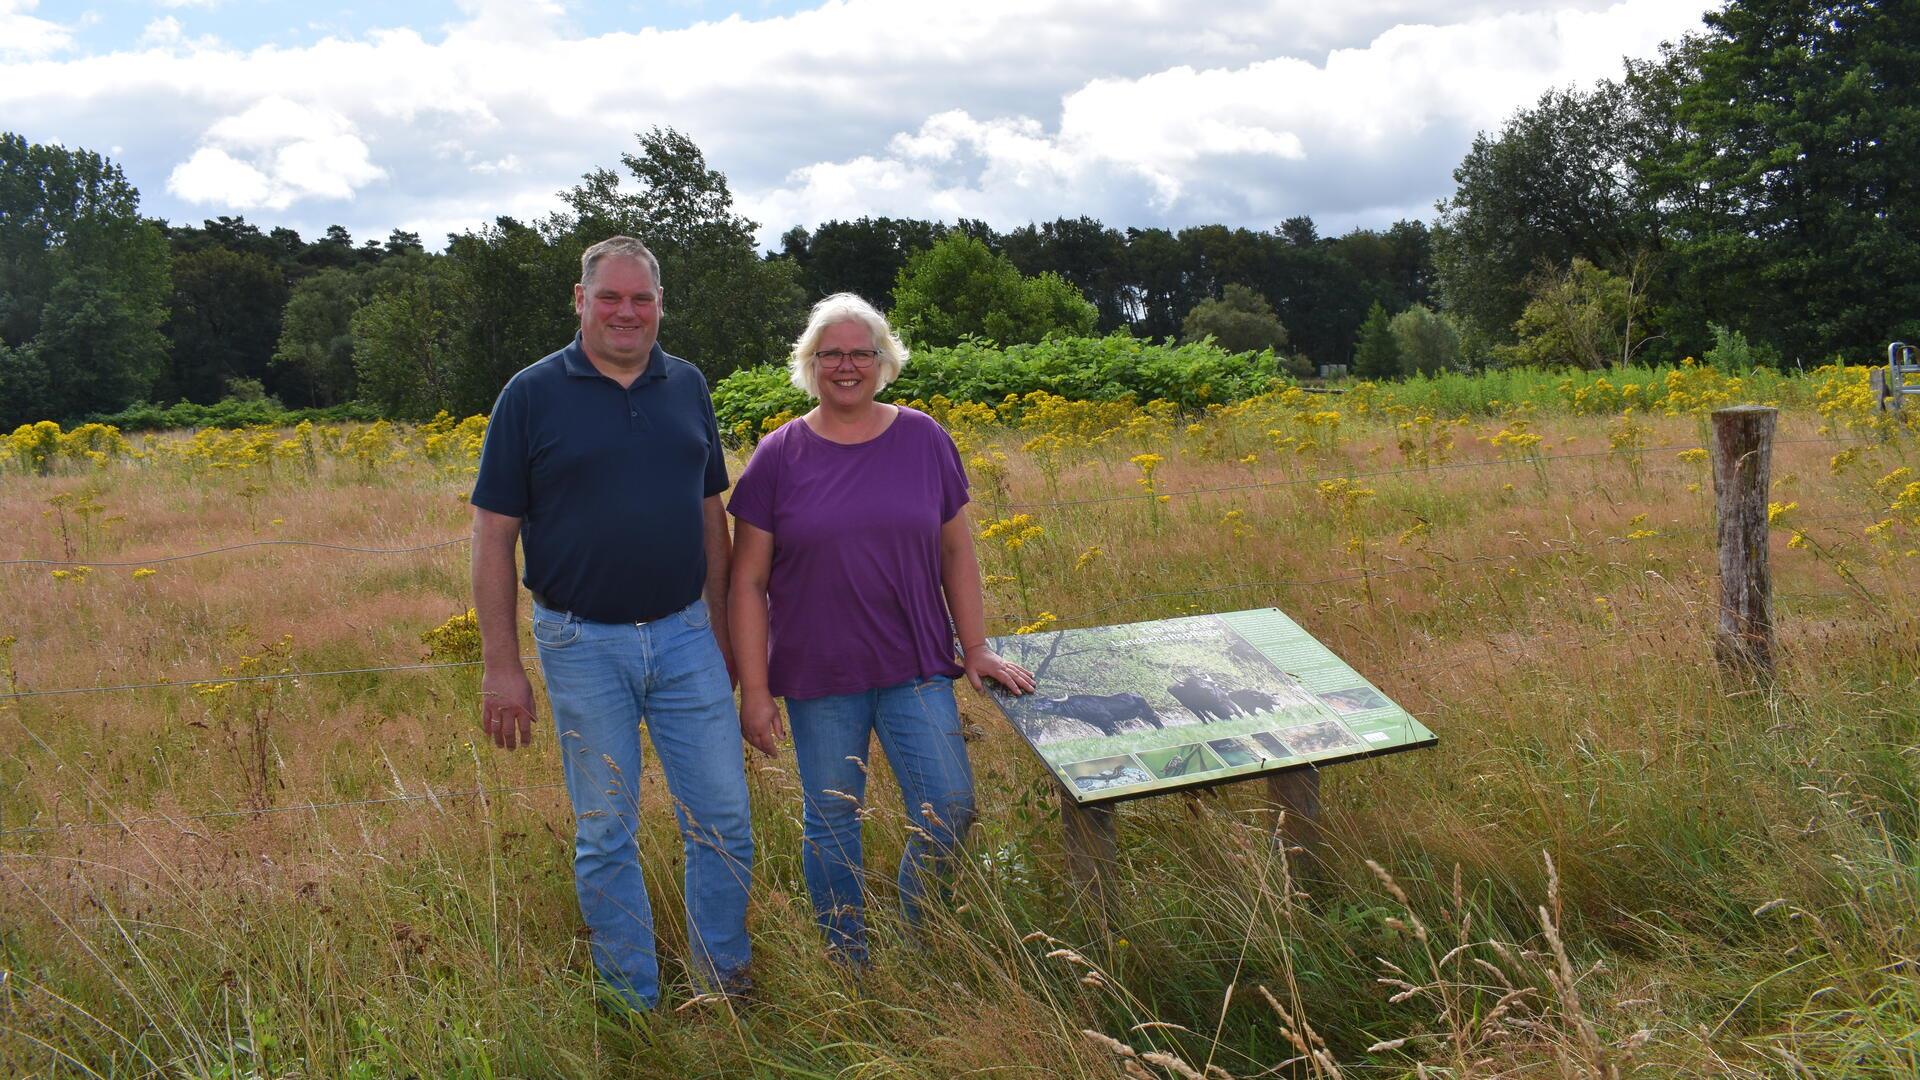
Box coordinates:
[1058,785,1117,914]
[1264,768,1323,874]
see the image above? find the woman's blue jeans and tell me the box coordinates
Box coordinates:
[785,675,977,965]
[533,597,754,1011]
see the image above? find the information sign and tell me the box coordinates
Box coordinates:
[986,608,1437,803]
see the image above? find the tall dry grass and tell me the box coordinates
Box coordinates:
[2,381,1916,1077]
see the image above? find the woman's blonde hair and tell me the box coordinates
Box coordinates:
[788,292,909,398]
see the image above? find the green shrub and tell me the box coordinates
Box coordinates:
[710,365,810,445]
[711,333,1287,444]
[88,399,381,433]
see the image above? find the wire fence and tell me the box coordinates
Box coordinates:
[0,509,1890,701]
[0,782,571,838]
[0,426,1902,837]
[0,561,1896,837]
[0,537,469,570]
[0,658,525,703]
[987,434,1862,512]
[0,435,1870,569]
[0,633,1612,839]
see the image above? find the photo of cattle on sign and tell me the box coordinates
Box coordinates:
[1023,692,1166,738]
[993,616,1329,748]
[1166,674,1283,724]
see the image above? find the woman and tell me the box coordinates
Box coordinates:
[729,292,1033,966]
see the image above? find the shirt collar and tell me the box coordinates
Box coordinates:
[560,334,670,383]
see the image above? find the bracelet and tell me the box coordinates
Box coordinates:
[961,641,990,653]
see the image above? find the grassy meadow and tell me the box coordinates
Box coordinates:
[3,365,1918,1078]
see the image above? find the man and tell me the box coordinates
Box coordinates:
[470,235,765,1013]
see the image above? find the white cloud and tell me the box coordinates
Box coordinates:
[0,0,72,59]
[167,147,274,207]
[472,154,523,175]
[1,0,1707,244]
[746,0,1704,235]
[167,98,386,210]
[139,16,185,48]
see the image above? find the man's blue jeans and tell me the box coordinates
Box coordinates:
[785,675,977,965]
[533,597,753,1010]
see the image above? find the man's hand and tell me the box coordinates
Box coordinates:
[481,663,537,750]
[739,689,785,757]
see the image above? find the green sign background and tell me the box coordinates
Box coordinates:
[986,608,1437,803]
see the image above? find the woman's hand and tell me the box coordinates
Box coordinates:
[740,689,786,756]
[962,643,1036,695]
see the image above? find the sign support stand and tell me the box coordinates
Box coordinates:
[1058,784,1118,914]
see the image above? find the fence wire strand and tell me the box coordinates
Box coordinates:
[988,435,1863,512]
[1,512,1890,699]
[0,647,1533,839]
[0,656,535,702]
[0,782,570,838]
[0,426,1899,835]
[2,435,1869,568]
[0,537,469,570]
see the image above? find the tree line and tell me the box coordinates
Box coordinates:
[0,125,1429,429]
[3,0,1914,431]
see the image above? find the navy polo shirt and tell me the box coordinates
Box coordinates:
[470,335,729,624]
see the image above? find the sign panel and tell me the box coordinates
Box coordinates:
[986,608,1437,804]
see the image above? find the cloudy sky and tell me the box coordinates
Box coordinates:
[2,0,1711,250]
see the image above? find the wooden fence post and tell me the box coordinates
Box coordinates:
[1058,786,1117,913]
[1711,405,1778,681]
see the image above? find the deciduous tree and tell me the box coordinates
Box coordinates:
[1180,284,1290,355]
[890,234,1096,347]
[161,246,288,403]
[1388,305,1460,375]
[0,132,170,426]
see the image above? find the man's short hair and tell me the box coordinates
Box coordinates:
[788,292,909,398]
[580,236,662,289]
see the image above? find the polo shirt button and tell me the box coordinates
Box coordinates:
[629,410,637,417]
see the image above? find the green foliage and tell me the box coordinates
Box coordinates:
[1702,322,1778,375]
[1651,0,1920,363]
[0,132,171,427]
[161,246,288,404]
[1180,283,1290,355]
[890,234,1097,347]
[272,268,365,407]
[1496,257,1655,370]
[709,363,811,443]
[85,399,378,433]
[999,216,1134,331]
[1432,81,1662,344]
[350,262,465,421]
[712,333,1284,442]
[1353,301,1402,379]
[1368,360,1805,416]
[222,377,272,404]
[779,216,941,305]
[1436,0,1920,365]
[1388,304,1460,375]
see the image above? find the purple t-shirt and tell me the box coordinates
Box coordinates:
[728,407,969,700]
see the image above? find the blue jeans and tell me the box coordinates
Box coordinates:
[785,675,977,965]
[533,597,753,1010]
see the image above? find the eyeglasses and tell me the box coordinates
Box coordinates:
[814,348,879,368]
